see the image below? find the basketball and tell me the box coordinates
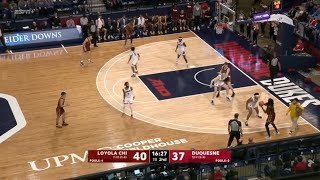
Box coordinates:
[259,101,265,107]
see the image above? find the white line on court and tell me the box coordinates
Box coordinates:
[189,30,320,133]
[96,36,307,134]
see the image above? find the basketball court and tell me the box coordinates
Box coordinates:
[0,32,318,179]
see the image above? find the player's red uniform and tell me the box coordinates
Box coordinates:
[186,4,193,19]
[172,8,179,21]
[56,98,65,117]
[221,66,231,83]
[83,39,91,52]
[179,13,186,20]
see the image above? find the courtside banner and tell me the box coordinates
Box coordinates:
[0,26,82,47]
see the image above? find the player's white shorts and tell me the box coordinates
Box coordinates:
[248,103,258,109]
[177,49,186,56]
[131,62,138,67]
[124,98,133,104]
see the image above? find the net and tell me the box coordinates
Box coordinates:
[216,2,236,31]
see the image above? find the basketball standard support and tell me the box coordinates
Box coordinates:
[217,2,236,31]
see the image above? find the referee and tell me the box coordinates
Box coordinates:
[227,113,243,148]
[268,52,281,86]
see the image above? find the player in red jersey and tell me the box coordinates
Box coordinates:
[56,92,69,128]
[144,13,152,36]
[179,10,186,31]
[159,14,167,34]
[152,14,159,35]
[171,4,179,31]
[186,2,193,29]
[216,63,235,98]
[124,21,135,48]
[81,34,93,66]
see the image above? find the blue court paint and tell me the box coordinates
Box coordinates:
[139,64,256,100]
[195,29,320,130]
[0,98,17,136]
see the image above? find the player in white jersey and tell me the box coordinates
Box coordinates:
[127,47,140,77]
[175,37,188,66]
[209,73,231,105]
[122,82,135,118]
[245,93,262,126]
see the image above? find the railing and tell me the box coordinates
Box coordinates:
[68,133,320,180]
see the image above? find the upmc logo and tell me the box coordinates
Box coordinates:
[147,78,172,97]
[0,93,26,143]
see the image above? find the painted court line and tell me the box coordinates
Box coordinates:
[189,30,320,133]
[96,37,306,134]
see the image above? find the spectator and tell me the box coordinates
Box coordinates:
[137,14,145,37]
[105,17,114,40]
[293,156,307,173]
[179,9,186,31]
[80,14,89,38]
[293,39,304,52]
[28,0,39,17]
[66,16,76,28]
[51,12,61,28]
[30,20,38,30]
[238,10,245,35]
[248,137,255,144]
[0,25,10,53]
[9,1,17,19]
[311,4,320,17]
[204,6,212,29]
[213,167,223,180]
[193,2,202,31]
[89,20,98,47]
[96,15,107,41]
[38,0,48,16]
[18,0,28,10]
[225,165,239,180]
[119,14,127,33]
[272,22,278,43]
[186,2,193,29]
[171,4,179,32]
[227,113,243,148]
[246,22,252,40]
[252,23,259,46]
[313,159,320,171]
[42,20,50,29]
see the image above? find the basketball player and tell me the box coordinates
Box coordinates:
[124,21,134,48]
[152,14,159,35]
[175,37,188,66]
[178,10,186,31]
[261,98,279,139]
[122,82,135,118]
[171,4,179,31]
[209,73,231,105]
[144,13,152,36]
[127,47,140,77]
[80,34,93,66]
[245,93,262,126]
[56,92,69,128]
[159,14,167,34]
[216,62,235,98]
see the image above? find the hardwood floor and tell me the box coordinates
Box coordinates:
[0,32,318,180]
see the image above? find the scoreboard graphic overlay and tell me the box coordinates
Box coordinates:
[88,150,231,163]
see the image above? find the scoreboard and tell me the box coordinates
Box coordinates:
[88,150,231,163]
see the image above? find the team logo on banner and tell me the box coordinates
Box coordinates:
[0,93,26,143]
